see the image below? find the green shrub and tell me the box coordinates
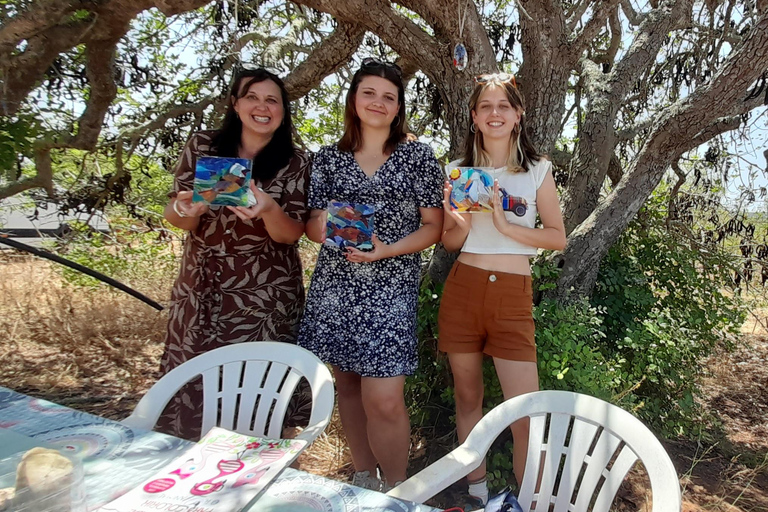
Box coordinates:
[591,209,745,436]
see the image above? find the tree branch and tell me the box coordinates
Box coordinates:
[569,0,621,59]
[608,0,694,103]
[0,19,97,116]
[65,41,119,149]
[606,152,622,186]
[604,8,622,66]
[666,159,686,229]
[553,11,768,298]
[396,57,420,85]
[517,1,570,151]
[151,0,212,16]
[0,0,211,118]
[566,0,592,32]
[0,175,48,200]
[118,96,220,143]
[682,116,744,154]
[619,0,645,26]
[394,0,452,39]
[283,22,365,100]
[616,118,654,140]
[3,39,120,201]
[662,13,768,144]
[292,0,446,77]
[0,0,84,47]
[395,0,496,64]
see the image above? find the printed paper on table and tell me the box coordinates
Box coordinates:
[98,427,306,512]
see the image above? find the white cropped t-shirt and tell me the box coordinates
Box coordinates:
[447,158,551,256]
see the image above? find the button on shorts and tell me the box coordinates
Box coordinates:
[437,260,536,362]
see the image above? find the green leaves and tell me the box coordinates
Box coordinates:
[0,113,40,179]
[590,190,746,437]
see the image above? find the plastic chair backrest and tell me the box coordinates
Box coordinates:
[122,342,334,443]
[388,391,681,512]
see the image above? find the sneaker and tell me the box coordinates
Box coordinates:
[351,470,382,491]
[381,480,404,493]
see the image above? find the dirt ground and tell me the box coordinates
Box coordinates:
[0,253,766,511]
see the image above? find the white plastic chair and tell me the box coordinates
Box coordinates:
[388,390,681,511]
[122,342,334,443]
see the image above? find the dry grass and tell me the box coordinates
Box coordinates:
[298,410,353,481]
[0,252,171,418]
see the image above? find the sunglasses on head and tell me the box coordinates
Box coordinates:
[361,57,403,78]
[237,63,281,76]
[475,73,518,88]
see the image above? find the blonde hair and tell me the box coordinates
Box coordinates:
[461,79,539,172]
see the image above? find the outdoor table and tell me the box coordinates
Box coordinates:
[0,386,441,512]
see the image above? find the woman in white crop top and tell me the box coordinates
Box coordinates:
[437,73,566,505]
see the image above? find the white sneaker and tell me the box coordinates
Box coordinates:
[351,470,383,491]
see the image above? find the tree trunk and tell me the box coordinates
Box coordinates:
[553,10,768,298]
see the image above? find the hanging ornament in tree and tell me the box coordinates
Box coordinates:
[453,43,468,71]
[453,0,469,71]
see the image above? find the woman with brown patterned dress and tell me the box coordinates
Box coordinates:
[158,68,311,440]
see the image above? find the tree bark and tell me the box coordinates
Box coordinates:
[553,11,768,299]
[561,0,694,234]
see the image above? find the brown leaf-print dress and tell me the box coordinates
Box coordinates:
[156,131,310,440]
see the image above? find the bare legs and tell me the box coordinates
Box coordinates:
[333,366,410,484]
[334,367,377,474]
[449,354,539,485]
[447,352,487,483]
[493,358,539,483]
[362,375,410,483]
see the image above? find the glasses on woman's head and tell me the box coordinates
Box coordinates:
[235,63,281,79]
[475,73,518,88]
[361,57,403,78]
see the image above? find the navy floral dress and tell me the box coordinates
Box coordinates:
[298,141,444,377]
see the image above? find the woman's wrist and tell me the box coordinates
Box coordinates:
[377,242,395,260]
[498,221,517,239]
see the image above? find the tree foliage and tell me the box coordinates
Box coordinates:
[1,0,768,298]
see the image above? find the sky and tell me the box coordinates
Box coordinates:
[155,1,768,211]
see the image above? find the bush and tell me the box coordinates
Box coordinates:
[592,199,745,436]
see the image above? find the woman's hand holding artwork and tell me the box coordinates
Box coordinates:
[345,234,391,263]
[443,180,471,231]
[175,190,210,218]
[228,180,277,221]
[491,180,511,234]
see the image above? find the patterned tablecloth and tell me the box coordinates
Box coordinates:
[0,387,440,512]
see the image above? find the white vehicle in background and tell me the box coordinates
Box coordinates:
[0,195,162,310]
[0,196,110,249]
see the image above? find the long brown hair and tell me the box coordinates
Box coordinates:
[211,68,295,182]
[460,77,540,172]
[338,61,408,154]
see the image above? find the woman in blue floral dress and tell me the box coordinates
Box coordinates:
[298,59,444,489]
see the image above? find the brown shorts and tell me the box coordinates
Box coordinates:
[437,260,536,361]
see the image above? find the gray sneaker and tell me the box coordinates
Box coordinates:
[381,480,404,493]
[351,470,383,491]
